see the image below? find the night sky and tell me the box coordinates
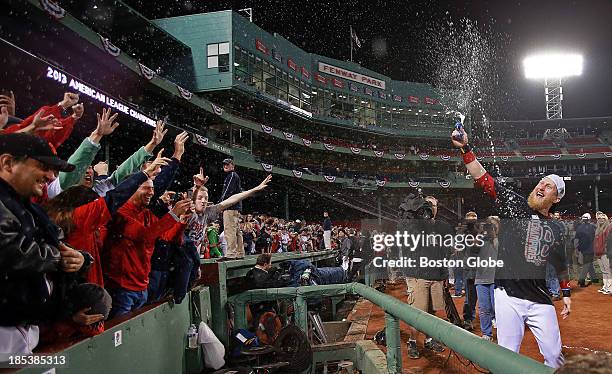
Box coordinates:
[123,0,612,121]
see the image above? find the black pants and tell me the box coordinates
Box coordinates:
[462,276,478,322]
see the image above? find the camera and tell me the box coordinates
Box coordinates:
[398,189,434,220]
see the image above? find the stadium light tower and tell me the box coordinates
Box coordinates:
[523,53,583,119]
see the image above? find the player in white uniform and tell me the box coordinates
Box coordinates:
[451,126,571,369]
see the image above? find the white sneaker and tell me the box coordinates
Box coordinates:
[482,335,494,342]
[598,288,606,293]
[492,319,497,329]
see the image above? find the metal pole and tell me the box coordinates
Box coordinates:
[295,295,308,334]
[385,313,402,374]
[350,26,353,62]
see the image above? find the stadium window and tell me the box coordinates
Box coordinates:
[207,42,230,71]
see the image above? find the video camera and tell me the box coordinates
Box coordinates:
[398,189,434,220]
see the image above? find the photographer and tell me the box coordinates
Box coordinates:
[475,216,500,341]
[401,194,453,359]
[457,211,479,331]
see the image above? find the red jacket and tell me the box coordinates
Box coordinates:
[4,104,76,150]
[105,201,185,291]
[67,198,111,286]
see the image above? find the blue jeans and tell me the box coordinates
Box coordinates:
[546,263,560,297]
[453,265,464,295]
[147,270,169,303]
[476,284,495,337]
[109,288,148,318]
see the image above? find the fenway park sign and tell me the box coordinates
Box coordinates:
[318,62,386,89]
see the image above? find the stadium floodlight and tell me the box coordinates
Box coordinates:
[523,53,583,119]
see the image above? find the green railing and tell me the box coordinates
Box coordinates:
[228,283,553,374]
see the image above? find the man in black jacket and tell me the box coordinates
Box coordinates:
[219,158,244,259]
[245,254,289,322]
[0,134,89,354]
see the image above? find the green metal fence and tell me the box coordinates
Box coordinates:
[228,283,554,374]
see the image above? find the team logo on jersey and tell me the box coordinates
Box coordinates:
[302,139,312,147]
[323,175,336,183]
[576,153,586,159]
[261,163,273,172]
[395,153,406,160]
[323,143,335,151]
[500,156,509,162]
[524,219,556,266]
[40,0,66,19]
[376,179,386,187]
[194,134,208,146]
[374,151,384,157]
[439,155,451,161]
[176,85,192,100]
[292,170,303,178]
[525,155,536,161]
[438,180,451,188]
[418,153,429,160]
[283,132,294,140]
[211,103,224,116]
[138,63,155,80]
[350,147,361,154]
[408,181,420,188]
[605,152,612,158]
[551,154,561,159]
[99,35,121,57]
[261,124,273,134]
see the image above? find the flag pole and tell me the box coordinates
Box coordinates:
[350,25,353,62]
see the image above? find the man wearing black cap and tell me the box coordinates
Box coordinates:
[219,158,244,259]
[0,133,90,354]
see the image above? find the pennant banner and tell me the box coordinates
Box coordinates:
[419,153,429,161]
[40,0,66,19]
[282,132,294,140]
[195,134,209,146]
[302,139,312,147]
[374,151,384,158]
[323,175,336,183]
[576,153,586,159]
[138,63,155,80]
[524,155,536,161]
[350,147,361,154]
[438,180,451,188]
[439,155,451,161]
[476,156,484,161]
[376,180,386,187]
[292,170,303,178]
[501,156,509,162]
[394,153,405,160]
[176,85,193,100]
[604,152,612,158]
[323,143,335,151]
[211,103,224,116]
[552,154,561,160]
[261,124,273,134]
[261,163,273,172]
[408,181,420,188]
[99,35,121,57]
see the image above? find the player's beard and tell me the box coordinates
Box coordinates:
[527,190,555,213]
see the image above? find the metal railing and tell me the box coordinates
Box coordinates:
[228,283,553,374]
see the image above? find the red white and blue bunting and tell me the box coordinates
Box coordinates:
[408,181,420,188]
[261,163,273,172]
[40,0,66,19]
[418,153,429,161]
[99,35,121,57]
[439,155,451,161]
[374,151,384,157]
[605,152,612,158]
[476,156,484,161]
[551,154,561,160]
[261,124,273,134]
[176,85,193,100]
[500,156,509,162]
[350,147,361,154]
[194,134,209,146]
[323,143,335,151]
[283,132,294,140]
[438,180,451,188]
[302,139,312,147]
[524,155,536,161]
[292,170,303,178]
[324,175,337,183]
[376,180,386,187]
[394,153,405,160]
[576,153,586,159]
[211,103,224,116]
[138,63,155,80]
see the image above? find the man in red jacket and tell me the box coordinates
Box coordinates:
[105,177,192,318]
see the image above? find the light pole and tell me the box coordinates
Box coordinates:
[523,53,583,119]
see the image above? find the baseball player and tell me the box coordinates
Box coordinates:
[451,126,571,368]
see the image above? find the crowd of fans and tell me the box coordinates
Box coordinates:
[0,91,358,355]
